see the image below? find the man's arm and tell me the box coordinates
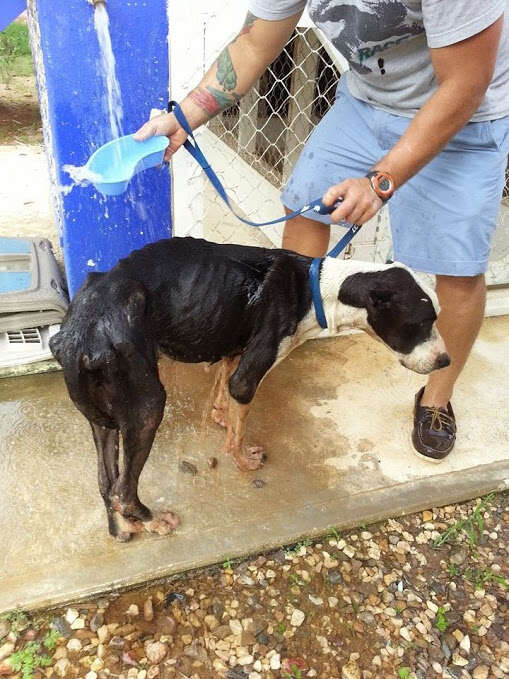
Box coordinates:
[135,11,301,159]
[323,15,504,225]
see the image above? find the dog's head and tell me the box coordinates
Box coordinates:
[336,264,449,374]
[50,272,157,426]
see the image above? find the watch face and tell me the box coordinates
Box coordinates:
[379,177,391,192]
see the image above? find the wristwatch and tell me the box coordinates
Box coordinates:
[366,170,395,202]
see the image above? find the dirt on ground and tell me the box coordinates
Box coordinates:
[0,493,507,679]
[0,71,42,145]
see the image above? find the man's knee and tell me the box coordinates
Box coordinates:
[436,273,485,293]
[436,274,486,306]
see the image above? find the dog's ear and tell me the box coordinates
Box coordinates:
[339,272,395,311]
[338,272,371,308]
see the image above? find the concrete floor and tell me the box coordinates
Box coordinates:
[1,318,508,613]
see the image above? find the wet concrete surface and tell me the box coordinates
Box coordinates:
[1,318,508,613]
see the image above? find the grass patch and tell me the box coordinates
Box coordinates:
[433,493,494,548]
[434,606,449,633]
[0,22,32,82]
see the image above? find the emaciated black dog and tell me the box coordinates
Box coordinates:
[50,237,449,541]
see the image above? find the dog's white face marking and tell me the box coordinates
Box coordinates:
[314,259,448,375]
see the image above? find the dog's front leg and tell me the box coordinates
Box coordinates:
[224,398,265,471]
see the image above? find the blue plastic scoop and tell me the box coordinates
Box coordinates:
[82,134,170,196]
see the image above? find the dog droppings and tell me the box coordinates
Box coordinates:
[208,456,218,469]
[179,460,198,476]
[252,479,266,489]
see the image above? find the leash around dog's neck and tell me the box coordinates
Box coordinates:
[168,100,362,329]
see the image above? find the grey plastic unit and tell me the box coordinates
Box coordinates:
[0,236,68,333]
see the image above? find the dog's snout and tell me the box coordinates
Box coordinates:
[435,352,450,370]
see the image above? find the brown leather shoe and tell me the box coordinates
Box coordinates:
[412,387,456,462]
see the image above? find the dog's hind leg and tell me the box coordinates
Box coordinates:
[112,386,179,538]
[211,357,239,428]
[90,423,131,541]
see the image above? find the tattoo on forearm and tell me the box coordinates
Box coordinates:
[188,12,256,119]
[189,86,241,118]
[239,11,257,36]
[217,47,237,91]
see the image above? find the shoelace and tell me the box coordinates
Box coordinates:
[424,406,456,433]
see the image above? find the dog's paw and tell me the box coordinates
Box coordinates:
[235,445,267,472]
[211,405,228,428]
[142,511,180,536]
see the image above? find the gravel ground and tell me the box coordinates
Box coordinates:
[0,492,507,679]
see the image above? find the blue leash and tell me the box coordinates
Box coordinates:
[168,100,361,328]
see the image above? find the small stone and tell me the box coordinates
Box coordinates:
[109,636,125,651]
[472,666,489,679]
[400,627,413,642]
[143,598,154,622]
[89,612,104,632]
[90,658,104,673]
[229,620,243,636]
[449,545,468,566]
[205,615,219,631]
[208,457,218,469]
[269,653,281,670]
[86,672,98,679]
[51,617,73,639]
[459,635,470,654]
[54,658,71,678]
[452,653,468,667]
[97,625,109,644]
[66,638,82,653]
[65,609,79,625]
[308,595,323,606]
[422,510,433,522]
[252,479,266,489]
[126,604,139,618]
[290,609,305,627]
[238,574,255,586]
[342,659,361,679]
[145,641,168,664]
[147,667,159,679]
[238,655,254,666]
[343,545,355,559]
[71,617,85,630]
[0,644,14,662]
[328,597,339,608]
[426,601,438,614]
[53,647,68,660]
[326,570,342,585]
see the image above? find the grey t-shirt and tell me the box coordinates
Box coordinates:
[248,0,509,121]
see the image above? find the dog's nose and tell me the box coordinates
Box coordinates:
[435,353,450,370]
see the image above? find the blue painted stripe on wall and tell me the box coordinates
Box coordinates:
[34,0,172,297]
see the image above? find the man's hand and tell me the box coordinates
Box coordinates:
[322,177,383,224]
[133,112,188,162]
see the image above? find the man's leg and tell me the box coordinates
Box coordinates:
[421,274,486,408]
[282,209,331,257]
